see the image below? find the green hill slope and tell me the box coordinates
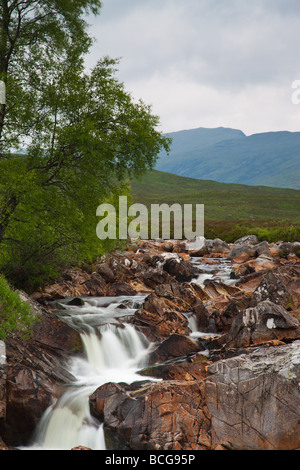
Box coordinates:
[131,170,300,242]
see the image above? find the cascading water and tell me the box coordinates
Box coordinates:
[190,256,236,288]
[24,295,154,450]
[23,259,233,450]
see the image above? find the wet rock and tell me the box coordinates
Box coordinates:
[138,353,210,381]
[210,238,230,254]
[89,380,211,450]
[161,241,174,252]
[234,235,259,245]
[221,300,300,348]
[1,333,75,446]
[94,263,115,283]
[210,300,243,333]
[67,297,85,306]
[90,340,300,450]
[250,270,295,309]
[142,268,174,289]
[106,282,136,296]
[162,257,199,282]
[206,341,300,450]
[192,298,210,330]
[133,293,190,341]
[148,334,201,365]
[84,272,107,296]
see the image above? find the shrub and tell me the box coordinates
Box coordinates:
[0,275,36,339]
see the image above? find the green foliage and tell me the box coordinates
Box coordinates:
[0,3,170,292]
[204,221,300,244]
[0,275,35,339]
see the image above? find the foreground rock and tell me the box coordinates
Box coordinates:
[90,341,300,450]
[206,341,300,450]
[89,379,211,450]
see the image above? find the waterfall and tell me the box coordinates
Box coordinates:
[23,295,153,450]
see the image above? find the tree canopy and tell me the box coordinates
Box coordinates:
[0,0,171,290]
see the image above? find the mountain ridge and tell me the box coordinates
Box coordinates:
[155,127,300,189]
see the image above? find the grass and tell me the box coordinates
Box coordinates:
[0,275,36,339]
[131,170,300,242]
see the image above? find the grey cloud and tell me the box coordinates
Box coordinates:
[86,0,300,134]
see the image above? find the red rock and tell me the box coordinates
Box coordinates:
[148,334,202,364]
[71,446,92,450]
[89,380,212,450]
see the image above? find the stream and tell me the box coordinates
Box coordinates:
[23,257,234,450]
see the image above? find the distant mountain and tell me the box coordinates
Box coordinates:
[155,127,300,189]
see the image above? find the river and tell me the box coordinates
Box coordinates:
[23,257,234,450]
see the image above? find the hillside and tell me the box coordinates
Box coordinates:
[131,169,300,241]
[155,127,300,189]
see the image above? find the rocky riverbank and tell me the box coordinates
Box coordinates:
[0,235,300,450]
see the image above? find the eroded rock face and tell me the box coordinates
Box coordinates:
[89,379,212,451]
[206,341,300,450]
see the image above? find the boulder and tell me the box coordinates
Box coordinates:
[185,236,208,257]
[206,341,300,450]
[89,379,212,451]
[227,238,271,261]
[210,238,230,254]
[138,353,210,381]
[141,268,174,289]
[250,270,295,309]
[1,333,75,446]
[83,272,107,296]
[106,282,136,296]
[162,257,199,282]
[222,300,300,348]
[234,235,259,245]
[94,263,115,283]
[148,334,201,365]
[250,241,272,257]
[133,293,190,341]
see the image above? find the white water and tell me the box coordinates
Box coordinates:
[24,295,154,450]
[191,257,236,288]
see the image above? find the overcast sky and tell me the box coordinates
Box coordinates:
[85,0,300,135]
